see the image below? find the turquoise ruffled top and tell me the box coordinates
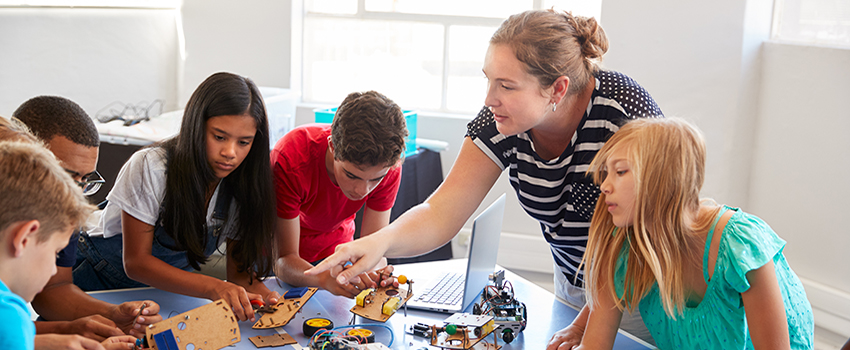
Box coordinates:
[614,206,814,349]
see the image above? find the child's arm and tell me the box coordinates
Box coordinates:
[573,271,622,350]
[224,238,280,305]
[33,269,162,338]
[546,305,589,350]
[34,334,107,350]
[34,317,121,341]
[274,217,360,298]
[100,335,135,350]
[356,207,397,288]
[120,211,259,322]
[359,207,391,237]
[741,260,791,350]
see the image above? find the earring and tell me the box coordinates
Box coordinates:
[552,102,557,112]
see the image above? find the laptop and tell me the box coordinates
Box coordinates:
[405,194,506,313]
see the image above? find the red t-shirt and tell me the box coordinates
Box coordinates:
[271,124,402,262]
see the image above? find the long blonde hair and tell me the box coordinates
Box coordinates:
[582,118,720,317]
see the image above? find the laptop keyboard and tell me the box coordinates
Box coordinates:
[416,272,465,306]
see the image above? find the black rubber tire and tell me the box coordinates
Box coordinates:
[303,317,334,337]
[472,303,482,315]
[502,329,515,343]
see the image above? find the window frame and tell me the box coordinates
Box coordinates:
[300,0,548,113]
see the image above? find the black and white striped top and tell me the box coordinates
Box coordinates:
[466,70,663,287]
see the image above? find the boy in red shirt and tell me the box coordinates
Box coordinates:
[272,91,407,297]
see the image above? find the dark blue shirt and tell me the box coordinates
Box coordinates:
[55,232,79,268]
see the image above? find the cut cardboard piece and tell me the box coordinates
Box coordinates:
[145,299,239,350]
[252,287,318,329]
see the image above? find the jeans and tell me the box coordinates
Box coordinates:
[74,186,231,291]
[73,224,222,291]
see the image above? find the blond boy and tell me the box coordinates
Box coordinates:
[0,141,134,350]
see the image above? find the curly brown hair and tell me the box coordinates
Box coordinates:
[331,91,407,167]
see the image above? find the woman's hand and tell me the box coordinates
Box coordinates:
[305,237,389,286]
[207,280,262,322]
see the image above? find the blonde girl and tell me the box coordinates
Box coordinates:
[578,118,813,349]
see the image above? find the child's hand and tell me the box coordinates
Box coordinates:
[101,335,136,350]
[355,265,399,290]
[262,291,281,306]
[34,334,106,350]
[318,270,360,298]
[58,315,124,341]
[208,280,260,322]
[547,323,584,350]
[109,300,162,338]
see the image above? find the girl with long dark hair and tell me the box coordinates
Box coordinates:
[75,72,277,322]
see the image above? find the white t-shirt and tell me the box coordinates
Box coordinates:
[94,147,237,239]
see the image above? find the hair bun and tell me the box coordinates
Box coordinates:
[569,14,609,60]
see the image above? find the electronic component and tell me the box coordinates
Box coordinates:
[284,287,309,299]
[406,313,502,350]
[472,270,526,344]
[349,274,414,322]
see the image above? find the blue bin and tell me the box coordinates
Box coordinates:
[313,107,418,157]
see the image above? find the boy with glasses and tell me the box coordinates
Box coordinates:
[13,96,161,340]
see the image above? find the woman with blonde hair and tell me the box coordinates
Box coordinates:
[306,9,663,348]
[577,118,813,349]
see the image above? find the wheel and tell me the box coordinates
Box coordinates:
[346,328,375,343]
[519,302,528,331]
[501,329,515,343]
[303,317,334,337]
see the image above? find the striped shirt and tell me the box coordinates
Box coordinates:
[466,70,663,287]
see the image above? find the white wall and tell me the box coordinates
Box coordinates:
[752,42,850,336]
[2,1,847,337]
[600,0,772,206]
[0,7,181,118]
[600,0,850,337]
[180,0,294,106]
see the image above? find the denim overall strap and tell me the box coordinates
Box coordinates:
[206,181,233,256]
[73,183,233,291]
[151,181,233,269]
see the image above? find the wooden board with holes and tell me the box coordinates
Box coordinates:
[429,314,501,350]
[349,285,414,322]
[248,333,297,348]
[252,287,318,329]
[145,299,239,350]
[429,328,501,350]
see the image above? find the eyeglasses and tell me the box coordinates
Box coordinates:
[65,169,105,196]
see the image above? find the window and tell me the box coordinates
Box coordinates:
[772,0,850,47]
[0,0,177,7]
[301,0,601,114]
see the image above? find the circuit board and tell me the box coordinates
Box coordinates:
[411,313,502,350]
[350,285,414,322]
